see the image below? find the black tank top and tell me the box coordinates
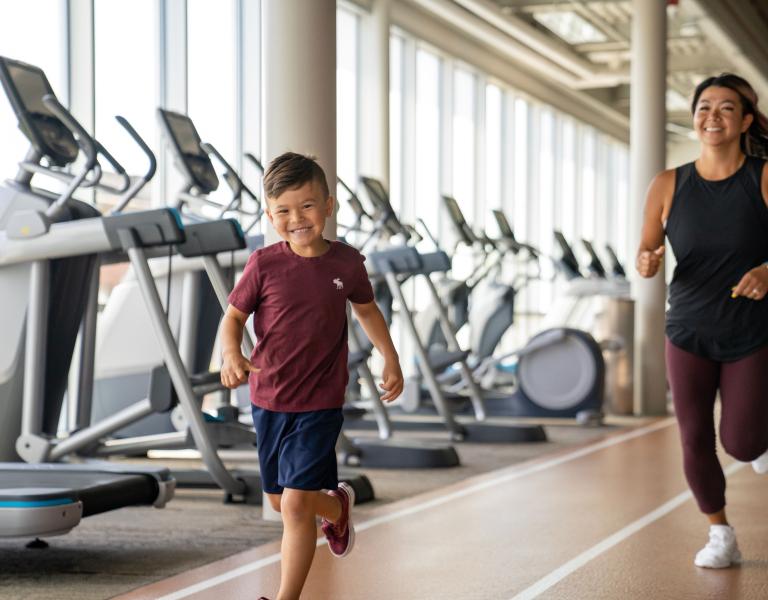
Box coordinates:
[666,156,768,361]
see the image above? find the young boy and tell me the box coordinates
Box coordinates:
[219,152,403,600]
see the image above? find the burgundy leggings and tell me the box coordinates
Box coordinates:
[666,339,768,514]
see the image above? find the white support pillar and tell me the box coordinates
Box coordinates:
[68,0,94,133]
[262,0,337,244]
[359,0,391,188]
[630,0,667,415]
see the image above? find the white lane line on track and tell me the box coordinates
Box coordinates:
[509,459,748,600]
[155,418,676,600]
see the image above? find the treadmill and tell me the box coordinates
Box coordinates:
[0,56,175,539]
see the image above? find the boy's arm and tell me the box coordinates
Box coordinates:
[350,300,403,402]
[220,304,259,389]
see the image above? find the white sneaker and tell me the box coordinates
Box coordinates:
[694,525,742,569]
[752,449,768,474]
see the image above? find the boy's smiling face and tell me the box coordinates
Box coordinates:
[266,180,334,257]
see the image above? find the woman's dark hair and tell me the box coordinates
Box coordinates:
[692,73,768,158]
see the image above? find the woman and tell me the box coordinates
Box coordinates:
[637,73,768,569]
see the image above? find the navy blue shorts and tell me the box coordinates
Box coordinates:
[251,406,344,494]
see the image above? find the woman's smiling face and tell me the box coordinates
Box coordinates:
[693,86,753,147]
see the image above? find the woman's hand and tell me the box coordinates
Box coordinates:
[731,265,768,301]
[636,245,665,278]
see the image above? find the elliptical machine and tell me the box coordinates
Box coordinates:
[417,197,606,422]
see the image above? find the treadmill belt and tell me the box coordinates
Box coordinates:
[0,471,160,517]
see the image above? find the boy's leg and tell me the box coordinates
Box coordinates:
[315,489,342,522]
[275,408,348,599]
[320,482,356,558]
[278,489,333,600]
[265,492,283,514]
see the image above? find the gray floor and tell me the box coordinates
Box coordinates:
[0,419,638,600]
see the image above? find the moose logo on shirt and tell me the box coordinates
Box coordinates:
[333,278,344,290]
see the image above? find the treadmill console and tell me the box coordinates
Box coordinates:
[553,231,582,279]
[491,209,517,244]
[158,109,219,194]
[604,244,626,278]
[581,239,607,279]
[0,57,78,167]
[360,176,408,239]
[441,196,476,246]
[103,208,185,250]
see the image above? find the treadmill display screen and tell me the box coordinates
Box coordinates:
[554,231,582,279]
[581,239,607,278]
[442,196,467,227]
[441,196,475,246]
[0,57,79,166]
[492,209,516,242]
[159,109,219,194]
[165,112,206,158]
[364,177,389,208]
[360,177,406,239]
[8,63,54,116]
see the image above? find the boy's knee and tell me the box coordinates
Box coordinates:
[266,492,282,513]
[280,489,317,522]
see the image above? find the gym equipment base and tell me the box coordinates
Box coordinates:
[171,468,376,505]
[348,415,547,444]
[342,438,460,469]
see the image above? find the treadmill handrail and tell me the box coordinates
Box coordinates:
[110,116,158,214]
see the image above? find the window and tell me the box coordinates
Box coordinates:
[560,117,577,240]
[389,34,404,214]
[484,83,502,233]
[452,68,476,223]
[336,8,359,231]
[94,0,159,209]
[512,97,529,241]
[614,143,631,266]
[0,0,67,181]
[414,49,441,243]
[337,8,358,193]
[187,0,237,207]
[538,108,555,256]
[580,128,596,241]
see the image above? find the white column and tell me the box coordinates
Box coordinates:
[262,0,336,244]
[68,0,94,132]
[359,0,390,187]
[630,0,667,415]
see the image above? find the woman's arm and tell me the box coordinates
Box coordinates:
[636,169,674,278]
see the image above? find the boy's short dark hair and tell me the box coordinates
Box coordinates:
[263,152,330,200]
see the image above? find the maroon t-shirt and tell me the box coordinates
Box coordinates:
[227,240,374,412]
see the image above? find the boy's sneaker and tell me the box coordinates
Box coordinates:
[321,482,356,558]
[752,449,768,474]
[694,525,742,569]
